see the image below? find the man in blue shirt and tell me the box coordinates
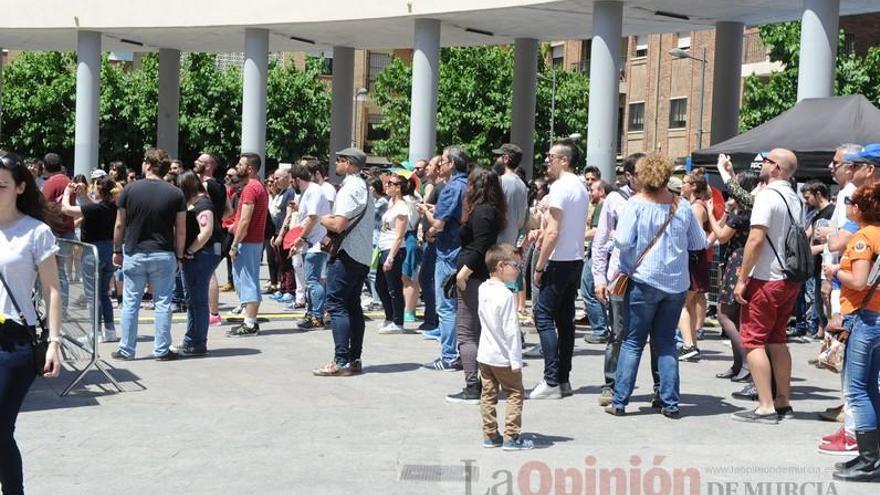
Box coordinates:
[423,146,469,371]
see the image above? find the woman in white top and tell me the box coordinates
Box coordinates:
[0,152,63,494]
[375,173,410,333]
[401,179,423,323]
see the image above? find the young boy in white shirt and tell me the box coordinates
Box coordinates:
[478,244,534,450]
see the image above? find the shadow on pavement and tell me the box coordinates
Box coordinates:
[364,362,422,374]
[21,366,143,412]
[527,432,575,449]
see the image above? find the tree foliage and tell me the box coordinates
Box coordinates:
[740,23,880,132]
[372,45,589,167]
[1,51,331,169]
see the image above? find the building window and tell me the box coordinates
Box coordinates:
[634,35,648,58]
[628,102,645,132]
[368,52,391,91]
[366,114,388,142]
[677,32,691,49]
[551,44,564,67]
[669,98,688,129]
[844,33,856,55]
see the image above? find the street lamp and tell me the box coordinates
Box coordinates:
[537,70,557,142]
[351,87,368,147]
[669,47,707,150]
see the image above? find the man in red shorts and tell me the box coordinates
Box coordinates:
[733,148,802,425]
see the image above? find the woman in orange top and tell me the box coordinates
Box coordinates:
[822,181,880,482]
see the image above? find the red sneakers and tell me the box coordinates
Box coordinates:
[817,433,857,456]
[820,426,845,444]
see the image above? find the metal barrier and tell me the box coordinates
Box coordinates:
[51,238,123,396]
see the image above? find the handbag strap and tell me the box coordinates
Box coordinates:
[0,271,27,324]
[631,199,678,272]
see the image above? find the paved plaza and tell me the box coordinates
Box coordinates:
[15,266,875,495]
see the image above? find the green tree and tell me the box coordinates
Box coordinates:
[740,22,880,131]
[372,45,589,168]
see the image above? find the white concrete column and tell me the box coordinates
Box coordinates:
[511,38,539,180]
[329,46,354,182]
[797,0,839,101]
[157,48,180,158]
[74,31,101,177]
[242,28,268,175]
[710,22,744,144]
[408,18,441,163]
[586,1,623,181]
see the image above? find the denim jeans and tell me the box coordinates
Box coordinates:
[534,260,583,387]
[327,251,370,365]
[82,240,116,331]
[376,249,405,325]
[613,280,687,411]
[119,251,177,358]
[794,277,816,334]
[303,252,329,318]
[580,256,608,337]
[603,293,659,393]
[844,309,880,431]
[182,248,221,352]
[173,272,186,306]
[418,242,438,328]
[434,250,460,362]
[0,341,36,495]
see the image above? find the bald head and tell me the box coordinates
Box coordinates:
[769,148,798,179]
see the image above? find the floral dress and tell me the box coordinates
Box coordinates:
[719,212,751,305]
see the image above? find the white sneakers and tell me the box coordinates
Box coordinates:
[100,328,120,343]
[378,322,406,334]
[528,380,562,400]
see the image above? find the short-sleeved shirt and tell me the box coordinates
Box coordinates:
[498,172,528,246]
[118,179,187,254]
[42,173,75,234]
[840,225,880,315]
[434,172,468,256]
[185,196,219,252]
[234,178,269,244]
[80,201,118,243]
[377,200,409,251]
[334,174,375,267]
[297,182,330,253]
[547,172,590,261]
[1,215,59,326]
[321,182,337,206]
[748,180,802,281]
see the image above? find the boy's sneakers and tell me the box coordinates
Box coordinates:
[502,436,535,451]
[528,381,562,400]
[446,385,480,404]
[482,436,503,448]
[423,357,462,372]
[226,322,260,337]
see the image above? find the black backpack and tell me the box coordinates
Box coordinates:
[766,189,813,282]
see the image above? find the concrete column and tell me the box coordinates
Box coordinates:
[586,1,623,181]
[511,38,539,180]
[241,28,268,175]
[710,22,744,144]
[157,49,180,158]
[74,31,101,177]
[797,0,839,101]
[329,46,354,182]
[408,18,441,163]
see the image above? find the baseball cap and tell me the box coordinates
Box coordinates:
[90,169,108,180]
[492,143,523,161]
[847,144,880,164]
[667,176,683,194]
[335,147,366,168]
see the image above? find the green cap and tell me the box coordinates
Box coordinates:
[335,147,367,168]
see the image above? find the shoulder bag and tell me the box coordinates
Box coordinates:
[608,199,677,297]
[320,203,367,258]
[0,272,49,375]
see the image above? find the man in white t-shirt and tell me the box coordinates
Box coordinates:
[288,163,331,330]
[308,160,337,209]
[529,140,590,400]
[732,148,802,425]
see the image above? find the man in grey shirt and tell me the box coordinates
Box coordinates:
[493,144,529,246]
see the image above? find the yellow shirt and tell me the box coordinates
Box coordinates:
[840,225,880,315]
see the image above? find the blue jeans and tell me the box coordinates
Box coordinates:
[580,256,608,337]
[182,248,221,352]
[613,280,687,411]
[173,272,186,306]
[83,240,116,331]
[0,342,35,495]
[844,309,880,431]
[376,249,405,325]
[303,252,329,318]
[418,242,438,328]
[434,250,459,362]
[119,251,177,358]
[534,260,583,386]
[327,251,370,365]
[794,277,817,334]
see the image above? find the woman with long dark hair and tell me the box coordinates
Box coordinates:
[678,167,713,362]
[0,151,63,494]
[446,167,507,403]
[375,172,410,334]
[176,171,220,356]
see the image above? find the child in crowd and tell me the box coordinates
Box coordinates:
[477,243,533,450]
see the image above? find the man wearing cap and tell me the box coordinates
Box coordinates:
[493,144,529,247]
[313,147,375,376]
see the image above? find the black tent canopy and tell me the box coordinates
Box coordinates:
[691,95,880,180]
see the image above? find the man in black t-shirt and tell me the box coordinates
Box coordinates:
[112,148,187,360]
[195,152,232,325]
[799,181,835,336]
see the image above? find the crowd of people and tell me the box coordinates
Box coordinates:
[3,138,880,491]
